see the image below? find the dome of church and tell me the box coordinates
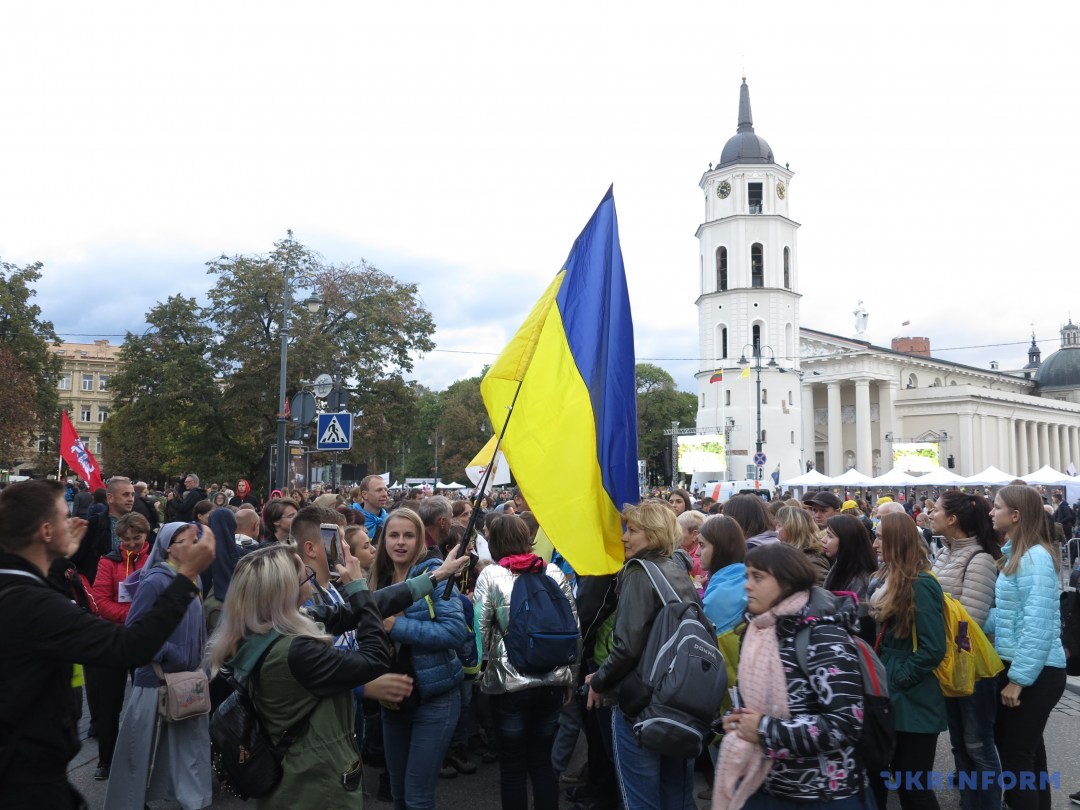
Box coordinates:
[719,80,775,167]
[1035,321,1080,390]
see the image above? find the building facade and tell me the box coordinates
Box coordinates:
[696,82,1080,481]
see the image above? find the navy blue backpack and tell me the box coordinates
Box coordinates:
[505,558,580,673]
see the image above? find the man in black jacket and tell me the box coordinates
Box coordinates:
[70,476,135,585]
[0,479,215,809]
[174,473,206,522]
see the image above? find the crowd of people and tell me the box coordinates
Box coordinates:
[0,471,1075,810]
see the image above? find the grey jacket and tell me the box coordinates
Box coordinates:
[930,536,998,627]
[473,561,578,694]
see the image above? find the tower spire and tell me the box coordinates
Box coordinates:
[737,78,754,133]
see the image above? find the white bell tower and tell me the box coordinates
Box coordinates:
[694,80,802,484]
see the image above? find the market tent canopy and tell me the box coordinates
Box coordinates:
[781,469,834,487]
[440,481,467,490]
[1022,465,1073,486]
[869,468,919,487]
[909,467,969,487]
[829,468,877,486]
[963,466,1016,486]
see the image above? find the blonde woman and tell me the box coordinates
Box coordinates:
[987,485,1066,810]
[205,543,392,809]
[776,505,830,586]
[585,500,701,808]
[677,508,708,593]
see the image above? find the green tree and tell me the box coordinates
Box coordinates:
[204,235,436,488]
[0,346,40,467]
[435,375,490,483]
[100,295,241,484]
[635,363,697,480]
[0,261,61,447]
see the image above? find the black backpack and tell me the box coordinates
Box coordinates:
[793,588,896,774]
[619,558,727,759]
[209,636,315,799]
[505,557,580,673]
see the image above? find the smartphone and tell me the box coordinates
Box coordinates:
[320,523,345,575]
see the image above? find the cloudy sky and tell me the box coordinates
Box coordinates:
[3,2,1076,394]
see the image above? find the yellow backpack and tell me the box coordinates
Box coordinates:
[915,572,1003,697]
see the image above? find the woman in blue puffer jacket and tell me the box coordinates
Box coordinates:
[986,485,1066,810]
[369,508,467,810]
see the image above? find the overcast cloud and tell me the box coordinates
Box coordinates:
[2,2,1075,393]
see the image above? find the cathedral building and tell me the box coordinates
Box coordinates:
[695,82,1080,481]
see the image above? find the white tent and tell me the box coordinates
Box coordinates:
[440,481,467,490]
[829,468,877,486]
[911,467,969,487]
[781,469,834,487]
[963,465,1016,486]
[869,468,918,487]
[1022,465,1072,486]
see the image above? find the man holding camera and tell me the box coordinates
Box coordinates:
[0,480,215,809]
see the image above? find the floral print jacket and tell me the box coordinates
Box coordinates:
[753,593,866,801]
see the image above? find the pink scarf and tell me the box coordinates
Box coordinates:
[712,590,809,810]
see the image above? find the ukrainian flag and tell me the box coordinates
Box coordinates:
[480,187,637,576]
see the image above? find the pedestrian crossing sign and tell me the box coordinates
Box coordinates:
[316,412,352,450]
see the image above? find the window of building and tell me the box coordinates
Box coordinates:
[751,243,764,287]
[58,374,71,390]
[761,429,768,443]
[81,374,94,391]
[725,390,732,406]
[752,324,762,356]
[98,375,109,391]
[748,182,763,214]
[716,247,728,291]
[37,435,49,453]
[783,247,791,289]
[80,407,91,422]
[98,408,109,423]
[721,327,728,359]
[94,438,102,454]
[761,388,768,405]
[791,430,795,444]
[789,390,794,404]
[907,374,918,389]
[700,394,705,408]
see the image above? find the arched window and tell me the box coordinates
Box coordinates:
[783,247,791,289]
[790,430,795,444]
[725,390,731,406]
[761,429,768,443]
[751,243,764,287]
[721,327,728,359]
[907,374,918,389]
[715,324,728,362]
[785,322,794,361]
[752,324,762,357]
[716,247,728,291]
[761,389,768,405]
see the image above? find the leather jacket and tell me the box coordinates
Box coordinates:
[589,550,698,696]
[473,561,578,694]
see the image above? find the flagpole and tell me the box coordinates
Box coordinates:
[442,378,524,600]
[57,412,64,481]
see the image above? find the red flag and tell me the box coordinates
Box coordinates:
[60,411,105,491]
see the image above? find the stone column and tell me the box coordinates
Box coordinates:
[1017,420,1028,477]
[973,414,985,473]
[997,416,1011,474]
[1057,425,1068,471]
[802,383,816,472]
[855,379,873,474]
[1050,424,1061,471]
[1028,420,1039,472]
[1038,422,1050,471]
[878,381,896,473]
[1070,426,1080,474]
[959,412,975,476]
[827,382,843,476]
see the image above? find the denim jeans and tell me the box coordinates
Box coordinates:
[611,707,694,810]
[551,693,584,773]
[492,686,563,810]
[382,688,460,810]
[450,678,473,749]
[945,676,1001,810]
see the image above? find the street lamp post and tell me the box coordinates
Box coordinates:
[429,431,444,490]
[738,344,778,480]
[274,232,322,493]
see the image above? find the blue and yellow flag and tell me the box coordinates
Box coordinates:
[480,187,637,576]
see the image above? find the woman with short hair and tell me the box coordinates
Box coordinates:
[260,498,299,545]
[586,500,701,808]
[776,505,830,586]
[677,509,708,594]
[713,543,868,809]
